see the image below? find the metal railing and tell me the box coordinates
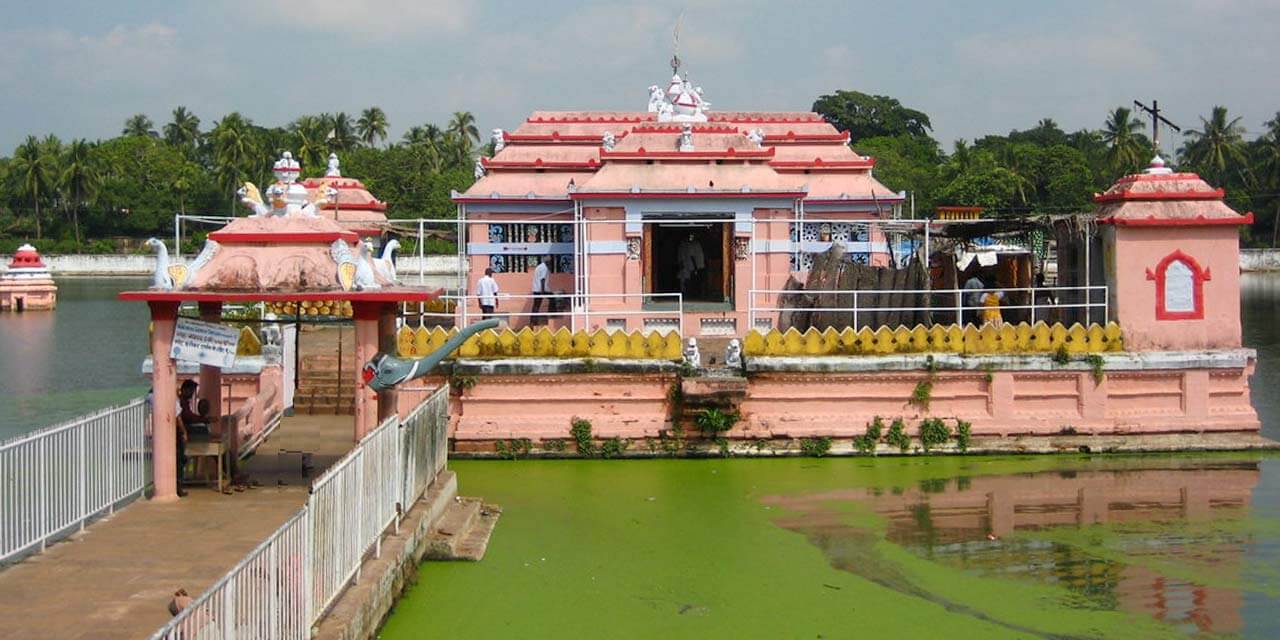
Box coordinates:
[151,386,451,640]
[748,285,1110,330]
[2,398,149,562]
[406,292,685,335]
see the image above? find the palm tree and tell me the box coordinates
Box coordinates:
[1255,112,1280,246]
[1180,105,1248,186]
[122,114,157,138]
[330,112,357,151]
[10,136,54,238]
[59,139,99,245]
[447,111,479,155]
[211,112,256,213]
[290,115,329,171]
[163,106,202,151]
[357,107,389,147]
[1101,107,1146,177]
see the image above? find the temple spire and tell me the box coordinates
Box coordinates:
[670,12,683,76]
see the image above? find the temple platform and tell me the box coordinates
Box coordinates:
[0,414,353,640]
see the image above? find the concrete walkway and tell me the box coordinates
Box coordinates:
[0,414,355,640]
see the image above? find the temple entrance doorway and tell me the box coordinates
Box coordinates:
[645,222,732,305]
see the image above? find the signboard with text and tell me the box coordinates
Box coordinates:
[170,317,240,368]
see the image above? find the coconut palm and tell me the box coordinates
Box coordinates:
[59,139,99,245]
[1255,112,1280,246]
[290,115,330,170]
[330,112,357,151]
[1180,106,1248,186]
[122,114,157,138]
[357,107,389,147]
[211,112,256,213]
[163,106,202,151]
[447,111,479,154]
[1101,107,1146,177]
[10,136,55,238]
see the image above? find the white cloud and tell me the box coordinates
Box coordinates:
[248,0,470,38]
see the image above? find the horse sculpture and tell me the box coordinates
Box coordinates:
[363,319,499,392]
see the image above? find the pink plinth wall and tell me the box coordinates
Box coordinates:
[1106,225,1243,350]
[742,366,1258,437]
[452,373,676,441]
[446,364,1258,443]
[0,279,57,311]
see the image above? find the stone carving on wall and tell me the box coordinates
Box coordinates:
[734,237,749,261]
[627,236,641,260]
[678,123,694,152]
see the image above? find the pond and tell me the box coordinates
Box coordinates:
[378,273,1280,639]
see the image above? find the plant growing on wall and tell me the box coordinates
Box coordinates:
[494,438,532,460]
[854,416,885,454]
[919,418,951,453]
[695,408,740,436]
[909,380,933,411]
[600,436,628,458]
[1085,354,1105,385]
[800,436,832,457]
[886,418,911,453]
[1053,344,1071,365]
[570,417,595,457]
[542,438,567,453]
[954,419,972,452]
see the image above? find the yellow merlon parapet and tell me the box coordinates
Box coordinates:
[742,322,1124,357]
[396,326,684,360]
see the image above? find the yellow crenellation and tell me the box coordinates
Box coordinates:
[395,326,684,361]
[741,322,1125,357]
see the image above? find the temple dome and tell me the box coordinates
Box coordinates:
[1094,158,1253,227]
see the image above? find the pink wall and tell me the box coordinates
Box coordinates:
[1106,225,1242,350]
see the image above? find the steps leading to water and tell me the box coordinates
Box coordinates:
[423,497,502,562]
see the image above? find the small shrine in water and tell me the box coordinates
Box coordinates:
[0,243,57,311]
[120,151,437,501]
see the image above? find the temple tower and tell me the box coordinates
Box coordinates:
[1098,157,1253,350]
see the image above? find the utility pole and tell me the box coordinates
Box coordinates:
[1133,99,1181,157]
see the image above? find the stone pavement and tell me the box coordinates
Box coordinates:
[0,414,355,640]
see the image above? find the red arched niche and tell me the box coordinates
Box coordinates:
[1145,250,1211,320]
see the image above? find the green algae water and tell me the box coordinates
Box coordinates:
[380,273,1280,639]
[380,455,1280,639]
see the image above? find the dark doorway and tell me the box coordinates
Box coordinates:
[15,297,24,312]
[647,223,730,304]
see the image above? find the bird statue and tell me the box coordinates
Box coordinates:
[373,239,400,283]
[145,238,173,290]
[354,241,381,290]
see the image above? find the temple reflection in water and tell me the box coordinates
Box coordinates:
[767,461,1260,636]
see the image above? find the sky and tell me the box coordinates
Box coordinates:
[0,0,1277,155]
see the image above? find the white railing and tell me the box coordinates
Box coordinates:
[406,291,685,335]
[748,285,1109,330]
[401,385,450,507]
[151,386,451,640]
[1,398,149,562]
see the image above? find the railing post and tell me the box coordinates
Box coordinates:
[852,291,859,329]
[354,452,364,582]
[37,437,46,553]
[303,506,314,628]
[1028,287,1035,324]
[223,577,236,640]
[78,424,86,533]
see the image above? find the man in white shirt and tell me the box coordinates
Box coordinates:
[530,256,551,325]
[477,268,500,319]
[962,271,986,327]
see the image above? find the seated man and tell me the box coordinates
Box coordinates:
[178,379,211,437]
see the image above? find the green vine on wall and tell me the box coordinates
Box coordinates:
[570,417,595,457]
[886,418,911,453]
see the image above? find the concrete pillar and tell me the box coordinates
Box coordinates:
[377,303,399,424]
[197,302,224,422]
[353,301,381,441]
[149,301,180,502]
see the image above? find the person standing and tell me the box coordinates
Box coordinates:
[962,271,985,327]
[530,256,551,325]
[477,268,500,320]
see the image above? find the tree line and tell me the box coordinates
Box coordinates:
[814,91,1280,246]
[0,107,483,253]
[4,94,1280,253]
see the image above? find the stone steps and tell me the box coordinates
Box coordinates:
[423,497,502,561]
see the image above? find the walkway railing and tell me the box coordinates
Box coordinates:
[748,285,1109,330]
[150,385,451,640]
[1,398,149,562]
[406,292,685,335]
